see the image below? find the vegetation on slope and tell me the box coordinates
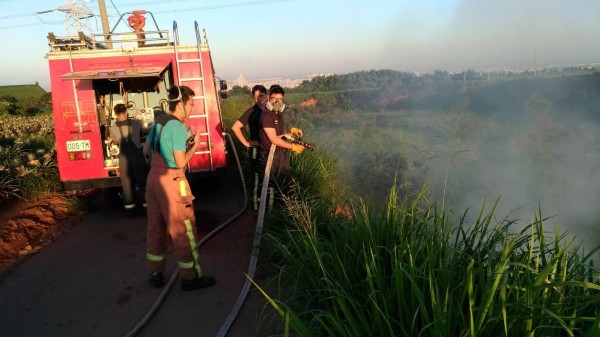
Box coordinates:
[222,67,600,336]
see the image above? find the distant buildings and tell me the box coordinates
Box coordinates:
[228,63,600,90]
[228,73,334,89]
[229,75,304,89]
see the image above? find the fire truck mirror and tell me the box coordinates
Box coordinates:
[219,80,228,91]
[219,91,228,99]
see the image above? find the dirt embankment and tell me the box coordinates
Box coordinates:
[0,190,101,277]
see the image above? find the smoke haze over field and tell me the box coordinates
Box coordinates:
[425,98,600,250]
[419,77,600,253]
[308,72,600,253]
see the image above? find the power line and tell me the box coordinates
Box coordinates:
[0,9,58,20]
[2,0,289,19]
[0,0,290,30]
[90,0,287,9]
[146,0,290,14]
[0,20,64,30]
[109,0,122,19]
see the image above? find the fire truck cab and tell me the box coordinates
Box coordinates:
[46,12,228,190]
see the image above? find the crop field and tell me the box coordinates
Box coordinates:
[0,112,59,200]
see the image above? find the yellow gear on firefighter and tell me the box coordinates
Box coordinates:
[291,143,305,154]
[290,127,303,139]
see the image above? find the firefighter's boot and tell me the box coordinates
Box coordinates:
[148,271,164,288]
[124,204,136,218]
[181,275,216,291]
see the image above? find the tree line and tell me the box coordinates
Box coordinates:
[0,93,52,116]
[227,66,600,119]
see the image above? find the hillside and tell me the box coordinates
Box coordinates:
[0,83,47,99]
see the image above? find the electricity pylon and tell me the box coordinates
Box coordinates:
[57,0,94,35]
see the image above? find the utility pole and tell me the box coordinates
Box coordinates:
[98,0,112,48]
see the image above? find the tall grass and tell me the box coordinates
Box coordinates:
[219,91,600,336]
[262,177,600,336]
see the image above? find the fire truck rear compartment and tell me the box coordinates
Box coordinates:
[90,69,172,170]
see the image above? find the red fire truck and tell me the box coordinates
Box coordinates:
[46,11,228,190]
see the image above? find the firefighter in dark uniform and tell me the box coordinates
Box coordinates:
[143,85,216,291]
[257,85,305,209]
[231,84,268,211]
[109,103,148,216]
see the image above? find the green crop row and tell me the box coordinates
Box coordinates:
[0,112,60,200]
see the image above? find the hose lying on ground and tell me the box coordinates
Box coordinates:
[217,143,276,337]
[124,133,249,337]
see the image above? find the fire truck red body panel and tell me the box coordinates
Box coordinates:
[46,21,227,190]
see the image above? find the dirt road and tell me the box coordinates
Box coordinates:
[0,166,278,337]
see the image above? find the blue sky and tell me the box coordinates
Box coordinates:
[0,0,599,91]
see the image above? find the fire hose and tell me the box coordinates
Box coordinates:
[125,135,301,336]
[216,143,276,336]
[218,136,316,335]
[284,133,316,151]
[124,133,251,337]
[291,138,315,151]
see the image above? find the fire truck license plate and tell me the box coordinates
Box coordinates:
[66,140,91,152]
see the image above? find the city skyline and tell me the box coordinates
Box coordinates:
[228,73,334,89]
[0,0,598,91]
[227,60,600,90]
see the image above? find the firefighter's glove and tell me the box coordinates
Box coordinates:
[290,127,303,139]
[291,143,305,154]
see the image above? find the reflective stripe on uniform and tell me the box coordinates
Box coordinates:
[179,179,187,197]
[184,219,203,276]
[176,178,203,276]
[124,203,136,209]
[178,261,194,269]
[147,252,165,262]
